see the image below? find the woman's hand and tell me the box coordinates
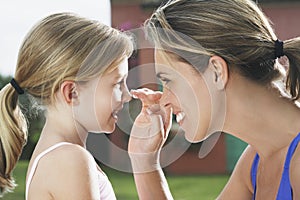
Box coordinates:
[128,88,172,173]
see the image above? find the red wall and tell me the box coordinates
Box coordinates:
[263,4,300,40]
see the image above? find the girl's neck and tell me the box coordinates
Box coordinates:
[40,106,88,148]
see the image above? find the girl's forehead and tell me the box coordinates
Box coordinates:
[118,59,129,74]
[105,58,129,77]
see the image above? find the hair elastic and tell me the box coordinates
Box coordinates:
[10,78,24,95]
[275,39,284,59]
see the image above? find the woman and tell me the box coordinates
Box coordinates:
[0,12,133,199]
[129,0,300,199]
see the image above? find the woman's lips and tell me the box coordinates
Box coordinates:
[176,112,185,125]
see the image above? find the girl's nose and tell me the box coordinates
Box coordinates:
[122,86,132,103]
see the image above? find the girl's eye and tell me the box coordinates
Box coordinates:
[114,81,121,87]
[115,80,124,88]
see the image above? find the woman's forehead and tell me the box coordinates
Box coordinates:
[155,49,198,73]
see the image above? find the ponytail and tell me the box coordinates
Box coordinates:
[284,37,300,100]
[0,84,27,196]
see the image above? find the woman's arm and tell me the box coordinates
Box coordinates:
[129,89,174,200]
[132,169,173,200]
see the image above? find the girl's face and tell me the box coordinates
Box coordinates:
[155,50,225,143]
[73,58,131,134]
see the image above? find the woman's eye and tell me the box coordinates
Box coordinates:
[160,78,170,85]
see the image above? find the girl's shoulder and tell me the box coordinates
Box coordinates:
[29,143,100,199]
[39,142,96,173]
[28,142,98,186]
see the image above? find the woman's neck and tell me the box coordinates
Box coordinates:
[224,76,300,159]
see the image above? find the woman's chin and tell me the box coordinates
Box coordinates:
[185,135,202,143]
[95,119,117,134]
[184,128,208,143]
[102,124,116,134]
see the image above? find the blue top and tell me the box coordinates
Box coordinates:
[251,133,300,200]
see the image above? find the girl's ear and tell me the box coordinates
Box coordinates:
[60,81,78,104]
[209,56,229,90]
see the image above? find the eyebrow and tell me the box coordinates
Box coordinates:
[156,72,169,79]
[114,74,126,80]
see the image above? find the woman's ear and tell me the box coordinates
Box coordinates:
[60,81,78,104]
[209,56,229,90]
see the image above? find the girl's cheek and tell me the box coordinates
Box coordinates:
[112,88,122,103]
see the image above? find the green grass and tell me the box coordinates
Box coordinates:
[3,161,27,200]
[3,161,229,200]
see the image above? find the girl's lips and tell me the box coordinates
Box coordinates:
[176,112,185,125]
[112,112,118,120]
[112,107,122,120]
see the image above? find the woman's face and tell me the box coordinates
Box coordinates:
[73,58,131,134]
[155,50,225,143]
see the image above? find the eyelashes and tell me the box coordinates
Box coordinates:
[116,80,123,86]
[160,77,171,84]
[156,73,171,85]
[114,80,125,90]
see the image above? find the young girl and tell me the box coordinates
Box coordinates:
[129,0,300,199]
[0,12,133,199]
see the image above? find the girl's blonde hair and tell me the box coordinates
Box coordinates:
[145,0,300,99]
[0,12,133,196]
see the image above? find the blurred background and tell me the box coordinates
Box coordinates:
[1,0,300,199]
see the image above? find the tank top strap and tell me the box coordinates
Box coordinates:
[251,153,259,200]
[251,133,300,200]
[276,133,300,200]
[25,142,71,200]
[283,133,300,168]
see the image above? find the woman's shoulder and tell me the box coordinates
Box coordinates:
[235,145,257,177]
[239,145,257,163]
[217,145,257,199]
[228,145,257,190]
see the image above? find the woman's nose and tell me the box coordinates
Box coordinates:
[159,87,177,108]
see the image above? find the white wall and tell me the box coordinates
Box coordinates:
[0,0,111,76]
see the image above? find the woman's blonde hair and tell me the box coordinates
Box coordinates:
[0,12,133,196]
[145,0,300,99]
